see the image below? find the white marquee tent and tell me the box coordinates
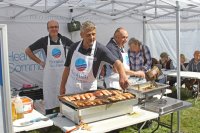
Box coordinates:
[0,0,199,88]
[1,0,200,133]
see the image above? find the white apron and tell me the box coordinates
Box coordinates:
[65,41,97,94]
[105,50,130,89]
[43,37,66,110]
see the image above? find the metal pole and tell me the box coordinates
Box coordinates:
[143,16,146,44]
[69,9,73,40]
[176,1,181,133]
[0,24,13,133]
[45,0,47,12]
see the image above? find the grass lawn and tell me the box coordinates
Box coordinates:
[120,98,200,133]
[119,87,200,133]
[26,89,200,133]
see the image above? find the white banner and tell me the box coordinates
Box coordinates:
[3,17,143,89]
[7,23,48,89]
[9,50,44,89]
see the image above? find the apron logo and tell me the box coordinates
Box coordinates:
[75,58,87,71]
[125,55,129,65]
[52,48,61,58]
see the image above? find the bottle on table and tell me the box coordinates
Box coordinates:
[11,99,17,121]
[14,95,24,119]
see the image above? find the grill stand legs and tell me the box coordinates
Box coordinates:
[152,113,173,133]
[138,121,147,133]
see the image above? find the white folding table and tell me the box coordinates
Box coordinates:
[162,70,200,102]
[52,106,159,133]
[13,110,53,133]
[163,71,200,79]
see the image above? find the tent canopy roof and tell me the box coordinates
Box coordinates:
[0,0,200,21]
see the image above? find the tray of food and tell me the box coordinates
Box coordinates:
[59,89,136,109]
[58,89,137,124]
[127,82,169,99]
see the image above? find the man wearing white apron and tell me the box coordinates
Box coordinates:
[105,28,145,89]
[25,20,73,114]
[60,21,129,95]
[42,37,66,113]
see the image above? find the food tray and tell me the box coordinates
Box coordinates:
[127,82,169,98]
[144,97,183,115]
[59,89,138,124]
[58,89,136,109]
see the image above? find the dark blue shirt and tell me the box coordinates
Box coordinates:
[29,33,73,57]
[187,58,200,72]
[105,38,124,77]
[65,41,117,78]
[106,38,123,62]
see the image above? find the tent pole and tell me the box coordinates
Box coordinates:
[45,0,47,12]
[176,1,181,133]
[143,16,146,44]
[0,24,13,133]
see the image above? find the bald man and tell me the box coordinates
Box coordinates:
[104,27,145,89]
[25,20,73,114]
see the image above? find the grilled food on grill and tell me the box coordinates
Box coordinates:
[123,93,135,99]
[68,96,75,101]
[60,89,136,108]
[132,82,156,91]
[72,101,85,107]
[94,90,104,97]
[110,90,122,95]
[108,93,135,102]
[73,95,81,100]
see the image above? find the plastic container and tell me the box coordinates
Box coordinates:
[21,96,33,114]
[11,98,17,121]
[14,95,24,119]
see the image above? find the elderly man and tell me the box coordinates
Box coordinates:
[185,50,200,92]
[128,37,152,72]
[104,28,145,89]
[25,20,73,114]
[60,21,129,95]
[180,54,188,71]
[159,52,175,70]
[159,52,176,87]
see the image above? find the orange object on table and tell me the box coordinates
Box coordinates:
[21,96,33,114]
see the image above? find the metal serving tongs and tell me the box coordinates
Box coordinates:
[121,80,132,93]
[66,122,91,133]
[151,80,158,88]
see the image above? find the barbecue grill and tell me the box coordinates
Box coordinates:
[58,89,138,124]
[127,81,185,114]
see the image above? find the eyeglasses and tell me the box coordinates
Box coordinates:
[48,26,59,29]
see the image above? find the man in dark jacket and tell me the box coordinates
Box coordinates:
[159,52,176,87]
[185,50,200,91]
[104,28,145,89]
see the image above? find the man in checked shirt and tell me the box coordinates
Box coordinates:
[128,37,152,72]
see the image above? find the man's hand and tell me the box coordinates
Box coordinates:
[113,60,129,90]
[39,61,45,68]
[134,71,145,78]
[60,67,70,95]
[119,75,129,90]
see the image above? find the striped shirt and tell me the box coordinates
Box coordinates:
[128,44,152,72]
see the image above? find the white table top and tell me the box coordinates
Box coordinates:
[162,70,200,79]
[52,106,159,133]
[13,110,53,133]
